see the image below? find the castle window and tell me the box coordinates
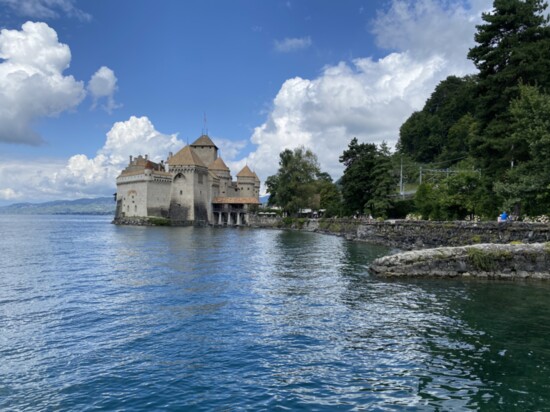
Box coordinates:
[180,190,183,195]
[198,173,203,184]
[135,205,137,212]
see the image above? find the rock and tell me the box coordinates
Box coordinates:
[369,243,550,280]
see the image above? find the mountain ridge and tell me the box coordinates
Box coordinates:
[0,197,116,215]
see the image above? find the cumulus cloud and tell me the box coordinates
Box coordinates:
[88,66,120,113]
[0,188,22,200]
[0,21,86,145]
[0,116,183,202]
[274,36,312,53]
[242,0,493,185]
[0,0,91,21]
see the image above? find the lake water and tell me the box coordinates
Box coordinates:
[1,215,550,410]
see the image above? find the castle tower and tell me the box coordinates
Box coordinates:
[167,145,209,224]
[236,165,257,198]
[190,134,218,167]
[208,157,232,196]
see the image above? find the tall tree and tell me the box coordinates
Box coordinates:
[467,0,550,175]
[340,138,397,217]
[495,84,550,215]
[339,138,378,215]
[366,142,395,218]
[266,147,328,216]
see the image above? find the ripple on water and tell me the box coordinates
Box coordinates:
[2,216,550,410]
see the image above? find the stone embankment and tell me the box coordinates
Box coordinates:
[249,217,550,249]
[369,243,550,280]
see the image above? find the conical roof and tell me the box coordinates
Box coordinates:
[237,165,256,178]
[208,157,230,171]
[168,145,206,167]
[191,134,218,148]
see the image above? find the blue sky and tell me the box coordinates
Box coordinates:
[0,0,493,204]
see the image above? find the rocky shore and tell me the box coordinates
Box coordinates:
[369,242,550,280]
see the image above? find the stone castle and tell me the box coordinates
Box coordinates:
[114,134,260,225]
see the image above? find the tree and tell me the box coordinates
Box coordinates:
[468,0,550,175]
[340,138,378,215]
[495,84,550,215]
[398,75,476,163]
[414,170,486,220]
[366,142,395,218]
[340,138,397,217]
[314,173,342,217]
[266,147,339,216]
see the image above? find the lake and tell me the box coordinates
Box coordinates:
[1,215,550,410]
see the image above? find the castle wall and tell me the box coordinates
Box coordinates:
[146,179,171,217]
[193,169,209,223]
[116,178,148,218]
[170,170,194,222]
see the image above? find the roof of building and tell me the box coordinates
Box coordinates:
[236,165,256,178]
[212,197,260,204]
[208,156,230,171]
[168,145,206,167]
[190,134,218,148]
[208,170,220,181]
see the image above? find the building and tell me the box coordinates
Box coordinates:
[114,134,260,225]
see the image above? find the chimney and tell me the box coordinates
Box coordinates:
[145,154,148,160]
[129,155,133,164]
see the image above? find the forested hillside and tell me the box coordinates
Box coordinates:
[397,0,550,219]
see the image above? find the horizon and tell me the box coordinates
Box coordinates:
[0,0,493,206]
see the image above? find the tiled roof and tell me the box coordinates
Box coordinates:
[212,197,260,204]
[236,165,255,178]
[208,157,230,171]
[168,146,206,167]
[191,134,218,148]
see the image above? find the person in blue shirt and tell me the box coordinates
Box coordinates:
[499,211,508,222]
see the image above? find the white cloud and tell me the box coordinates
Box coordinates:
[0,0,91,21]
[0,116,183,202]
[0,188,22,200]
[242,0,492,187]
[88,66,120,113]
[0,21,86,145]
[214,137,247,161]
[274,36,312,53]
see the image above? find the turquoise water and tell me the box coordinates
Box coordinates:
[1,215,550,410]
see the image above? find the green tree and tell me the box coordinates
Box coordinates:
[467,0,550,175]
[340,138,378,215]
[398,75,476,163]
[366,142,395,218]
[314,173,342,217]
[266,147,321,215]
[340,138,397,217]
[495,84,550,215]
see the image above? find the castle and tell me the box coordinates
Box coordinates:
[114,134,260,225]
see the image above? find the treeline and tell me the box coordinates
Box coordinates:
[267,0,550,221]
[400,0,550,219]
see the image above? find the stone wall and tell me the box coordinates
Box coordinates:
[248,216,550,249]
[369,243,550,280]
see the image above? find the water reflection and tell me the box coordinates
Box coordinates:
[2,216,550,410]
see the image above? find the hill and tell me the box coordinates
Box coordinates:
[0,197,116,215]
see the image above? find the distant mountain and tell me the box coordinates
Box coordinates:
[260,194,270,205]
[0,197,116,215]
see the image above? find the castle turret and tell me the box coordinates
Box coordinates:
[236,165,257,198]
[190,134,218,167]
[167,145,209,223]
